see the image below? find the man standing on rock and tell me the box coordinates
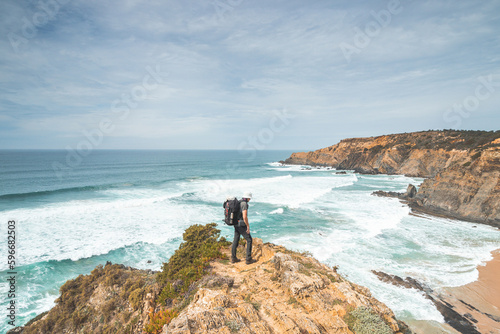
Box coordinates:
[231,192,257,265]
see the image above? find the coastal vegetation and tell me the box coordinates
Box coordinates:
[339,130,500,150]
[345,307,393,334]
[20,263,155,333]
[152,223,230,331]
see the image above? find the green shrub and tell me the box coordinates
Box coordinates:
[128,288,144,309]
[156,223,229,307]
[225,319,243,333]
[144,309,178,334]
[345,306,393,334]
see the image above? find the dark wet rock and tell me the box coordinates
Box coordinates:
[371,270,481,334]
[406,184,417,198]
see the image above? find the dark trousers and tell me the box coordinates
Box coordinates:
[231,225,252,260]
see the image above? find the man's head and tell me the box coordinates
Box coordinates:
[243,192,252,201]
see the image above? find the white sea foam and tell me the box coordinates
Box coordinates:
[270,208,284,214]
[266,162,336,172]
[0,197,219,270]
[195,174,357,208]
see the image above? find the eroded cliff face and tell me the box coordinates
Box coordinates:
[284,130,500,226]
[414,147,500,226]
[14,240,410,334]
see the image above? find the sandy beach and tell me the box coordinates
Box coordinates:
[442,249,500,334]
[407,249,500,334]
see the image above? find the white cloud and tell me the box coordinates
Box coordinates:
[0,0,499,149]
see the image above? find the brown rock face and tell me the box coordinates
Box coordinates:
[284,130,500,226]
[414,148,500,226]
[163,239,407,334]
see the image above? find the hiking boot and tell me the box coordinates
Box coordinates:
[246,258,257,265]
[231,258,241,263]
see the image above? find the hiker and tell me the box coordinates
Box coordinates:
[231,192,256,264]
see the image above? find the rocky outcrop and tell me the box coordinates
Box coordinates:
[13,239,411,334]
[164,239,409,334]
[412,148,500,226]
[373,184,418,201]
[371,271,486,334]
[284,130,500,226]
[9,262,160,334]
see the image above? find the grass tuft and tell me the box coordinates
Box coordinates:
[345,306,393,334]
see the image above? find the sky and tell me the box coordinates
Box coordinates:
[0,0,499,150]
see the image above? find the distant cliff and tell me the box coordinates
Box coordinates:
[10,224,410,334]
[284,130,500,226]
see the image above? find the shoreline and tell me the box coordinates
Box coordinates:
[406,249,500,334]
[440,249,500,333]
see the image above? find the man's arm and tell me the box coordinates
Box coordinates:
[242,210,249,234]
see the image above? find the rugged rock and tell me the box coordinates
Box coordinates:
[371,271,483,334]
[14,238,411,334]
[372,184,418,201]
[284,130,500,226]
[406,184,417,199]
[8,263,160,334]
[412,147,500,227]
[163,239,408,334]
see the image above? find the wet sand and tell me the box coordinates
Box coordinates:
[407,249,500,334]
[442,249,500,333]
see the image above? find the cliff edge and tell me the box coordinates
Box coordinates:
[10,224,410,334]
[284,130,500,226]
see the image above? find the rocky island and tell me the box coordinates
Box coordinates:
[284,130,500,227]
[9,224,410,334]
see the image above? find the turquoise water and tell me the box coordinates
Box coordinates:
[0,149,499,332]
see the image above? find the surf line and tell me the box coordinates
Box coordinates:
[6,219,17,327]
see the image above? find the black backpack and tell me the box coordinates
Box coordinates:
[223,197,241,225]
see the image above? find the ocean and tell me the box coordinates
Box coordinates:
[1,149,499,332]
